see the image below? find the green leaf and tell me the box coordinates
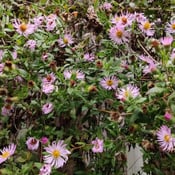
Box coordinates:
[146,87,165,95]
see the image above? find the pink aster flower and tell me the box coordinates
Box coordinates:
[33,16,44,28]
[84,53,95,62]
[139,20,155,36]
[143,62,157,75]
[26,137,40,151]
[133,12,147,23]
[166,19,175,34]
[63,70,85,80]
[43,140,71,168]
[39,164,52,175]
[0,143,16,164]
[111,12,133,26]
[116,84,140,101]
[139,55,155,64]
[160,36,173,46]
[1,104,13,116]
[13,19,35,37]
[157,125,175,152]
[42,73,56,84]
[100,76,118,90]
[164,111,172,121]
[58,34,74,47]
[109,25,130,44]
[45,14,57,31]
[25,40,37,51]
[42,103,53,114]
[91,138,104,153]
[42,83,55,94]
[42,53,49,61]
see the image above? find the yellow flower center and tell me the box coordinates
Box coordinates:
[20,23,28,32]
[124,90,130,98]
[63,37,68,44]
[171,23,175,30]
[164,135,170,142]
[1,151,10,159]
[143,21,151,30]
[52,150,60,158]
[106,80,113,86]
[121,17,127,24]
[116,30,123,38]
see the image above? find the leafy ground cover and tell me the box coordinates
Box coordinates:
[0,0,175,174]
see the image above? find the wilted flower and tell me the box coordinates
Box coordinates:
[25,40,37,51]
[13,19,35,37]
[109,25,130,44]
[139,20,154,36]
[157,125,175,152]
[91,138,104,153]
[39,164,52,175]
[116,84,140,101]
[58,34,74,47]
[160,36,173,46]
[0,143,16,164]
[100,76,118,90]
[42,103,53,114]
[26,137,40,151]
[43,140,71,168]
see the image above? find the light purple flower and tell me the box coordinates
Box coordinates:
[100,76,118,90]
[42,83,55,94]
[109,25,130,44]
[139,20,155,36]
[143,62,157,74]
[43,140,71,168]
[139,55,155,64]
[58,34,74,47]
[116,84,140,101]
[91,138,104,153]
[0,143,16,164]
[45,14,57,31]
[39,164,52,175]
[33,16,44,28]
[42,53,49,61]
[25,40,37,51]
[166,19,175,34]
[84,53,95,62]
[63,70,85,80]
[160,36,173,46]
[26,137,40,151]
[42,103,53,114]
[42,73,56,84]
[133,12,147,23]
[157,125,175,152]
[13,19,35,37]
[111,12,133,26]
